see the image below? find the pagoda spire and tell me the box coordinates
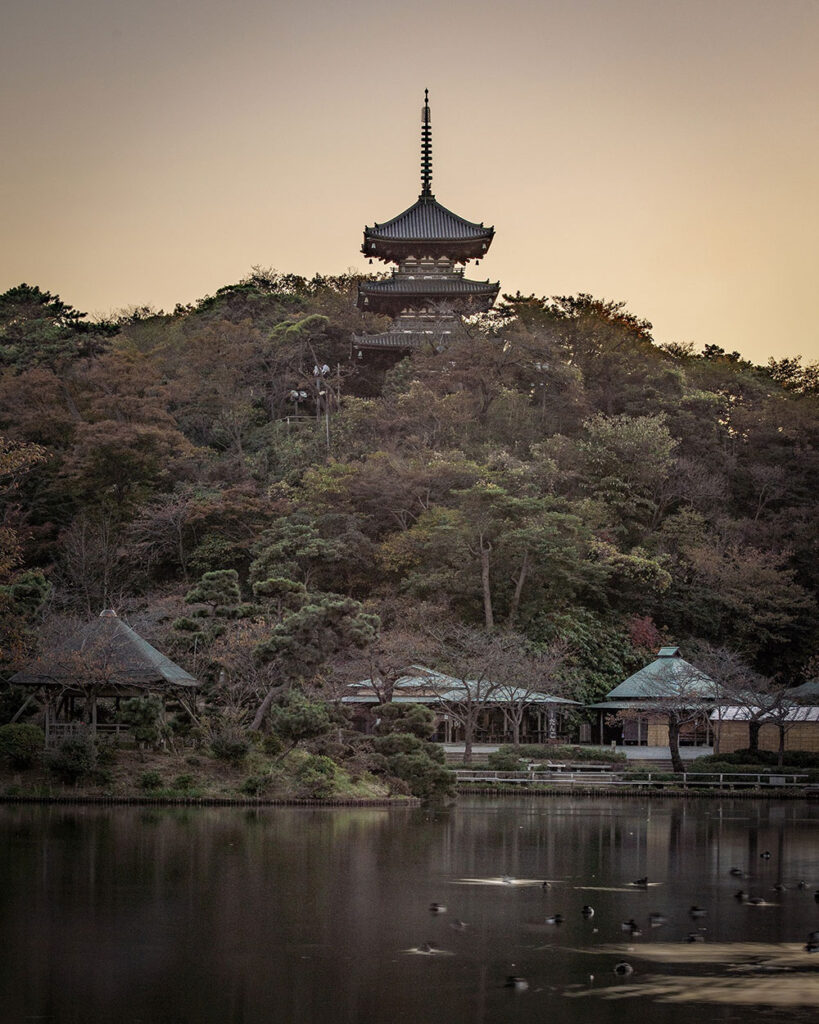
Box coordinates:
[420,88,433,198]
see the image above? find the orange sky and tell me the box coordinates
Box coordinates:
[2,0,818,363]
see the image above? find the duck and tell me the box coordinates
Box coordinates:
[748,896,765,906]
[773,883,787,893]
[449,918,468,932]
[581,905,595,918]
[621,918,642,937]
[760,851,771,860]
[689,906,707,919]
[796,880,808,890]
[804,931,819,954]
[504,976,529,991]
[418,942,438,954]
[613,962,634,976]
[729,867,745,877]
[734,890,750,902]
[685,932,706,943]
[545,913,564,925]
[541,880,551,890]
[649,913,667,928]
[632,876,648,887]
[429,902,447,914]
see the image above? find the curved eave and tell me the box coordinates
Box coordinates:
[357,280,499,316]
[361,231,494,263]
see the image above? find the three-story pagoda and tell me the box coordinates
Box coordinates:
[354,91,499,355]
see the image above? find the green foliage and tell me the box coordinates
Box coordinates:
[492,743,627,764]
[139,770,163,790]
[487,749,526,771]
[185,570,241,611]
[210,728,250,765]
[371,731,452,801]
[172,773,196,790]
[692,749,819,770]
[254,595,379,679]
[119,696,163,746]
[294,754,339,798]
[267,693,332,748]
[373,702,435,739]
[0,722,45,768]
[46,735,98,783]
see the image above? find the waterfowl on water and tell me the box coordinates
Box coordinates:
[773,883,787,892]
[545,913,564,925]
[418,942,438,953]
[760,851,771,860]
[541,880,551,890]
[632,876,648,887]
[689,906,707,920]
[796,880,808,890]
[449,918,468,932]
[613,962,634,976]
[748,896,765,906]
[429,902,447,914]
[649,913,667,928]
[804,932,819,953]
[581,905,595,918]
[685,932,706,943]
[734,890,750,902]
[504,976,529,990]
[621,918,642,937]
[729,867,745,877]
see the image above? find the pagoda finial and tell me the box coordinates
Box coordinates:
[420,88,433,198]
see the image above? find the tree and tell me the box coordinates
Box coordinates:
[0,283,114,372]
[250,595,379,730]
[184,570,241,615]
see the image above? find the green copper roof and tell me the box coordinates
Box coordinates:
[606,648,716,700]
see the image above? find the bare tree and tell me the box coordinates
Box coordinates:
[421,625,556,763]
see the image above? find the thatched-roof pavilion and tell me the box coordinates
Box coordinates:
[10,610,199,743]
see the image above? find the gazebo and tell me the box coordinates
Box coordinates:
[10,610,199,743]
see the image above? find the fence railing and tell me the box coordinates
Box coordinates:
[452,769,812,789]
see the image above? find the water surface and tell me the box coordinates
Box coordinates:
[1,797,817,1023]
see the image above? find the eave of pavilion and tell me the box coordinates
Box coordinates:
[357,276,499,316]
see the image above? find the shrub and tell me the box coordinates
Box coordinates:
[295,755,338,799]
[211,728,250,765]
[46,735,98,783]
[173,773,196,790]
[372,732,453,801]
[373,703,435,739]
[240,774,269,797]
[120,696,163,747]
[139,770,163,791]
[0,723,45,768]
[487,750,526,771]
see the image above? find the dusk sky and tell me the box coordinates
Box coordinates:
[2,0,817,363]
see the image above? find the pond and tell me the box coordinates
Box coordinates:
[1,797,818,1023]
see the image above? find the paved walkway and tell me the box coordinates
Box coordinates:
[441,743,713,762]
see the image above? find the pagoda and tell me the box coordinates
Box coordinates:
[353,91,499,355]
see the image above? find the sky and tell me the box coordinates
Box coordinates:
[2,0,818,363]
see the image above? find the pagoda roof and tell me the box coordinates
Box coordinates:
[359,276,499,298]
[366,196,493,243]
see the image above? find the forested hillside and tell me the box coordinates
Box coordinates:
[2,271,818,711]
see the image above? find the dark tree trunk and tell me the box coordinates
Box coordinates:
[777,724,786,767]
[668,717,684,774]
[251,683,284,731]
[480,537,494,632]
[507,549,529,628]
[748,719,761,754]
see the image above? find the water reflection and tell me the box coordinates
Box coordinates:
[1,798,817,1023]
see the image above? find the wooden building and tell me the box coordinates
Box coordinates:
[353,90,499,358]
[10,610,199,744]
[586,646,718,747]
[711,705,819,755]
[340,667,579,744]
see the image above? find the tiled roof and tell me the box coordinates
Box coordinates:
[359,277,498,296]
[366,197,493,241]
[352,333,427,350]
